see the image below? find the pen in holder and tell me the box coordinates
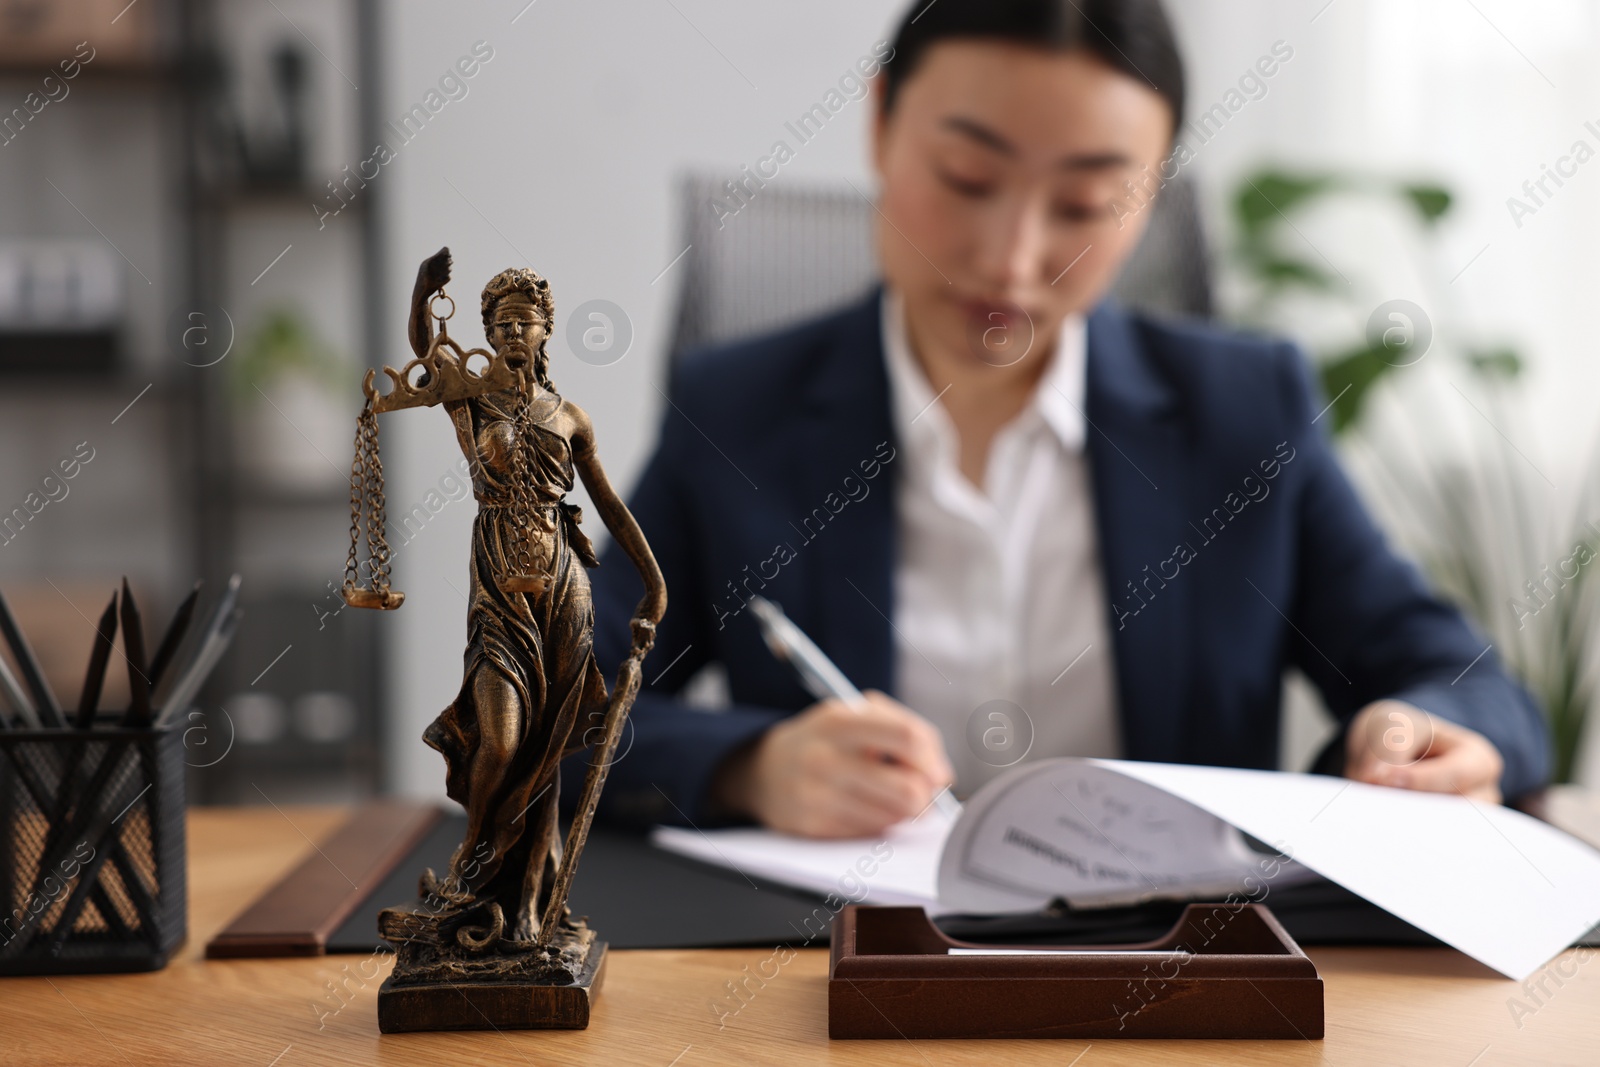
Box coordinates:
[0,576,238,974]
[0,720,187,974]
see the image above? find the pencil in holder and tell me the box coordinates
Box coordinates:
[0,722,186,974]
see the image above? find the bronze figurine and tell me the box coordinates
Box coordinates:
[343,247,666,1031]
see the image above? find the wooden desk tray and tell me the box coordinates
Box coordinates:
[828,903,1323,1040]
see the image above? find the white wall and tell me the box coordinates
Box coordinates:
[1167,0,1600,470]
[380,0,905,795]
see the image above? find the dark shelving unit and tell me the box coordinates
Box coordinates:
[177,0,386,804]
[0,0,388,806]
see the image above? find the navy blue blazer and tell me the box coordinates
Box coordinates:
[561,289,1549,826]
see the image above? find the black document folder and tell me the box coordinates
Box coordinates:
[330,813,1597,953]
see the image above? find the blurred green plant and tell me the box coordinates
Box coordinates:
[1227,166,1597,783]
[1229,167,1521,434]
[230,309,345,402]
[1361,418,1600,784]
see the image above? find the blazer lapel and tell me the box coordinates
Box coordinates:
[791,289,898,696]
[1084,305,1194,763]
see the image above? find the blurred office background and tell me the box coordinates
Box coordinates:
[1,0,1597,805]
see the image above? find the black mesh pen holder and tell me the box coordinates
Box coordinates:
[0,722,186,975]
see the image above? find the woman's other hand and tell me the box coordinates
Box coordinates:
[1344,700,1505,804]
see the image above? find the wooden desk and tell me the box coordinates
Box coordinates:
[4,805,1596,1066]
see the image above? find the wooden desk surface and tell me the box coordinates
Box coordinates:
[4,806,1597,1066]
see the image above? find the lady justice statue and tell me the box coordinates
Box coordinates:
[342,247,665,1031]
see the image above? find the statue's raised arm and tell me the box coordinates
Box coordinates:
[407,246,453,359]
[363,247,523,415]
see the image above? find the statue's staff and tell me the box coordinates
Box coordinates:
[538,636,649,944]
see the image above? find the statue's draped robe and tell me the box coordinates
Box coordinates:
[425,386,608,938]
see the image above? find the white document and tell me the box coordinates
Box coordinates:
[649,757,1600,980]
[651,805,953,912]
[1096,758,1600,981]
[935,760,1319,913]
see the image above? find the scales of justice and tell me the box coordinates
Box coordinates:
[339,247,666,1032]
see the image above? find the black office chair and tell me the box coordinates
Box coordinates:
[667,171,1214,358]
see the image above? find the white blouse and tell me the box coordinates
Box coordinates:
[880,288,1122,796]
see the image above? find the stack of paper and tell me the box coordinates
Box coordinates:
[653,805,953,911]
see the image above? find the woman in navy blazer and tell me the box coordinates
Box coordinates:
[564,0,1549,835]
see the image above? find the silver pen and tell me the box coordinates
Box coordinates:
[748,595,962,820]
[153,574,243,728]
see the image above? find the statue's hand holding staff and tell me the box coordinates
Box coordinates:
[629,616,656,660]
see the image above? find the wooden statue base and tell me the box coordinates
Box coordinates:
[377,939,607,1032]
[376,895,607,1033]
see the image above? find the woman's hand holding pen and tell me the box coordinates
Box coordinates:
[712,690,955,839]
